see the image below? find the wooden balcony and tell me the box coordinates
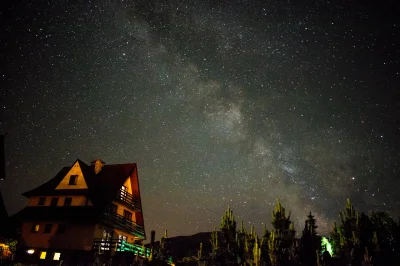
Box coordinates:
[93,239,172,264]
[115,189,142,212]
[100,212,145,238]
[92,238,150,257]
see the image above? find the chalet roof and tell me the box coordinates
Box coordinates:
[22,159,138,207]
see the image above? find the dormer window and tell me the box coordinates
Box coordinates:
[68,175,78,185]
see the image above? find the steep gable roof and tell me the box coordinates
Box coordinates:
[22,159,138,209]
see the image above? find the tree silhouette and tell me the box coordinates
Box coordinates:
[299,212,321,266]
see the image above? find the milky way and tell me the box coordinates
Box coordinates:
[1,0,399,238]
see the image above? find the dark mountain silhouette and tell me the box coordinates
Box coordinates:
[149,232,212,260]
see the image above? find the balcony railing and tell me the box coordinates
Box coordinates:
[93,239,172,264]
[100,212,145,238]
[92,238,150,257]
[116,189,142,212]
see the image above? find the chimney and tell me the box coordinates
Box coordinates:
[91,159,105,174]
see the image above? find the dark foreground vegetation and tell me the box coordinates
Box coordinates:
[177,199,400,266]
[2,198,400,266]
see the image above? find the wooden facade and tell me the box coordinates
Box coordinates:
[13,159,146,265]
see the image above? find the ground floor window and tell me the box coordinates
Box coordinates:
[118,234,127,243]
[40,251,46,259]
[53,252,61,260]
[101,230,113,251]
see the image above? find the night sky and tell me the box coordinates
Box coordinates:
[1,0,399,238]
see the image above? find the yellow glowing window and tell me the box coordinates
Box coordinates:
[40,251,46,259]
[53,252,61,260]
[31,224,40,232]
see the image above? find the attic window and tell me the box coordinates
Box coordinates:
[68,175,78,185]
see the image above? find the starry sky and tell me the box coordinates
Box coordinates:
[1,0,399,238]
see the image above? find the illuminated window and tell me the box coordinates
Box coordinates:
[50,197,58,206]
[119,234,127,243]
[44,224,52,234]
[64,197,72,206]
[31,224,40,232]
[101,230,112,250]
[53,252,61,260]
[57,224,66,234]
[68,175,78,185]
[40,251,46,259]
[38,197,46,206]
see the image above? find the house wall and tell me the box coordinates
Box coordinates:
[123,177,133,194]
[111,200,137,223]
[20,222,96,250]
[130,168,144,228]
[27,196,93,206]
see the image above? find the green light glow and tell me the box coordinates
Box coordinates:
[114,241,172,264]
[321,237,333,256]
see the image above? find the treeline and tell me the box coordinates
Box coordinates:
[194,199,400,266]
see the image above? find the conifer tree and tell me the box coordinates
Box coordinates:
[245,225,257,265]
[299,212,322,266]
[253,236,261,266]
[268,199,296,265]
[220,205,237,252]
[211,227,220,255]
[158,230,171,263]
[260,225,271,265]
[331,199,377,266]
[236,221,247,264]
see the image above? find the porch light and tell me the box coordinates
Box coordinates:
[26,249,35,254]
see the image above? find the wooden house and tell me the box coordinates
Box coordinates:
[13,159,146,265]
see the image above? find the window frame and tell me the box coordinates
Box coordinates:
[68,175,78,185]
[53,252,61,260]
[31,223,40,233]
[40,251,47,259]
[123,210,132,220]
[44,224,52,234]
[50,197,59,206]
[38,197,46,206]
[64,197,72,206]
